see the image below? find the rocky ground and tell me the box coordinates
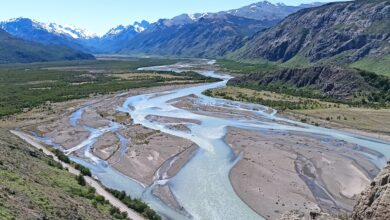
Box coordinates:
[352,161,390,220]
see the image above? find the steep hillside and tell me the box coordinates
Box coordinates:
[234,0,390,68]
[120,14,277,57]
[0,129,122,219]
[0,29,94,64]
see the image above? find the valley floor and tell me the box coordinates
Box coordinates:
[1,83,201,218]
[206,86,390,219]
[209,86,390,137]
[2,60,389,220]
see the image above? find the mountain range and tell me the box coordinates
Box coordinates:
[0,28,94,64]
[0,1,323,57]
[0,0,389,68]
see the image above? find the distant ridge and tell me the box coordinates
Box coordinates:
[0,28,94,64]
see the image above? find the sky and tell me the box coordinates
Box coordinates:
[0,0,342,35]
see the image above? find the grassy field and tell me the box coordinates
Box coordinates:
[350,55,390,77]
[206,86,390,133]
[216,59,280,74]
[0,58,217,117]
[0,129,129,220]
[206,86,345,111]
[294,108,390,134]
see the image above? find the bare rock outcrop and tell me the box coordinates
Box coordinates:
[352,162,390,220]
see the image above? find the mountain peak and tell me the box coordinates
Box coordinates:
[103,20,150,39]
[222,1,325,21]
[1,17,97,39]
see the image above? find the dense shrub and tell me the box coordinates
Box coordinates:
[53,149,70,163]
[75,164,92,176]
[108,189,161,220]
[76,175,86,186]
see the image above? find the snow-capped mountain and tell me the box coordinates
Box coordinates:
[95,20,150,53]
[120,14,277,58]
[1,18,97,40]
[220,1,324,21]
[51,24,97,39]
[103,20,149,38]
[0,2,325,55]
[0,18,98,52]
[149,1,324,29]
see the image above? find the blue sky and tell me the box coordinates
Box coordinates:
[0,0,342,35]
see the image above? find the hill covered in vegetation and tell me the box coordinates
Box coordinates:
[0,29,94,64]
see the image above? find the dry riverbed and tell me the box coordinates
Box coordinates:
[3,84,200,214]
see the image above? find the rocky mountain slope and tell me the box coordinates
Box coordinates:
[352,161,390,220]
[116,1,322,57]
[0,29,94,64]
[119,14,277,57]
[228,66,390,103]
[234,0,390,65]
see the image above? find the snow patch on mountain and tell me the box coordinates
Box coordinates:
[103,20,150,38]
[1,17,97,39]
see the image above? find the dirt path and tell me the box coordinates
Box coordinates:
[10,130,145,220]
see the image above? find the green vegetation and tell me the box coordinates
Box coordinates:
[205,86,390,133]
[0,29,93,64]
[358,70,390,105]
[233,78,390,108]
[0,129,128,219]
[280,55,311,68]
[76,174,87,186]
[350,55,390,76]
[0,58,218,117]
[205,86,342,111]
[216,59,279,74]
[108,188,161,220]
[75,163,92,177]
[52,149,70,163]
[220,60,390,108]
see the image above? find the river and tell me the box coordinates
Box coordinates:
[42,60,390,220]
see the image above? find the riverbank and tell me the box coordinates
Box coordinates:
[171,85,389,219]
[5,59,390,220]
[0,127,136,219]
[10,130,145,220]
[207,86,390,139]
[4,83,201,218]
